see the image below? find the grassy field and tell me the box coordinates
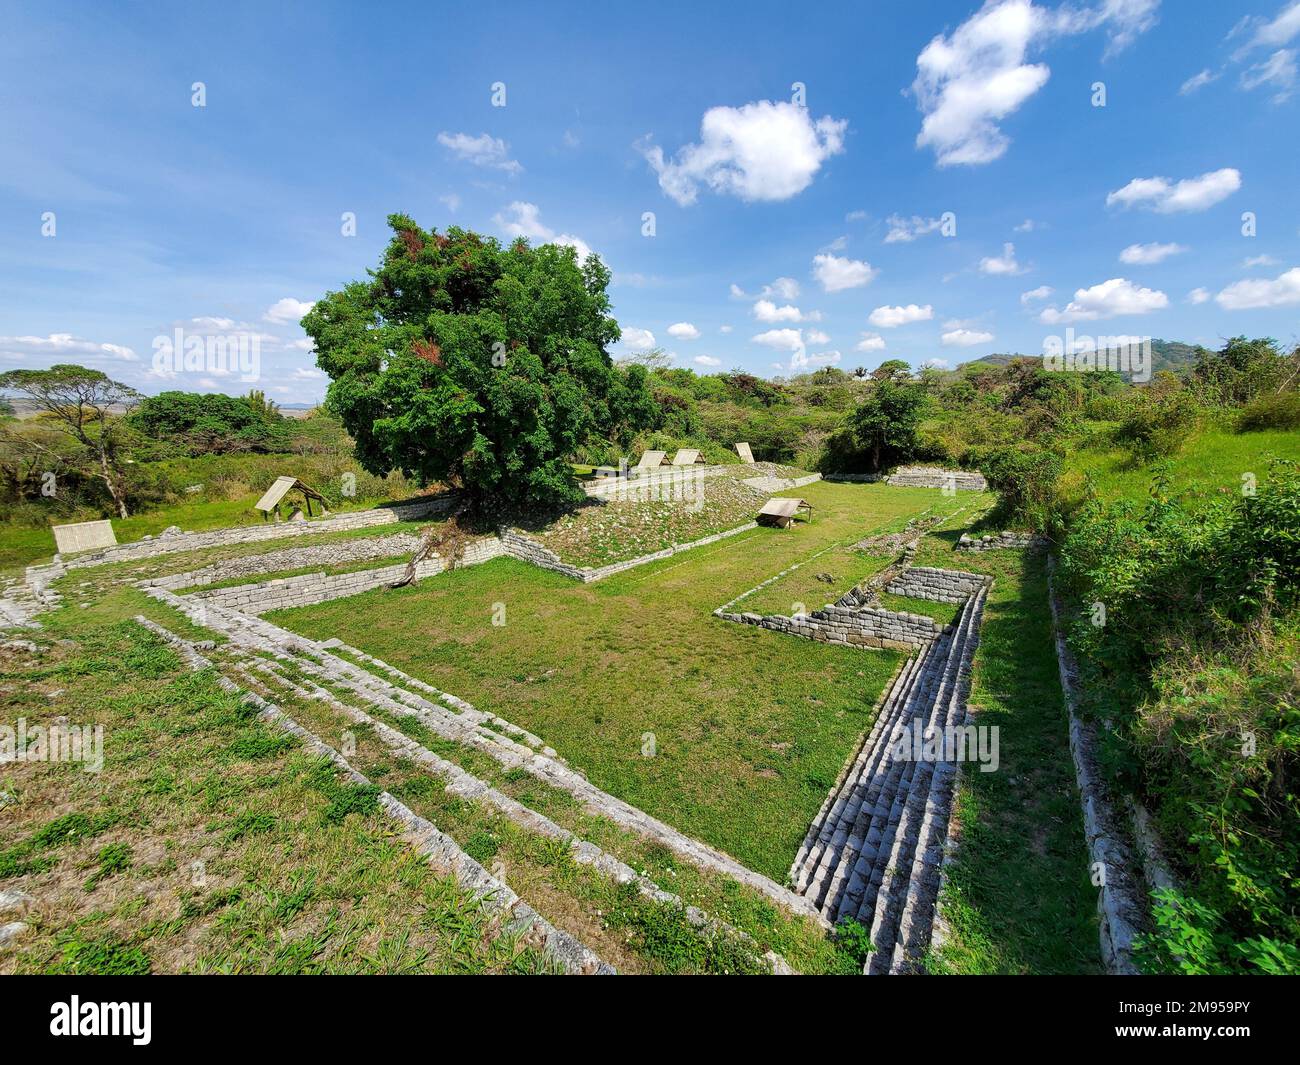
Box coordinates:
[0,623,549,974]
[736,544,895,618]
[270,481,974,881]
[1057,424,1300,509]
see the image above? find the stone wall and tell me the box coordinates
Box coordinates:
[834,541,918,608]
[582,465,725,498]
[822,473,884,483]
[885,466,987,491]
[54,495,454,569]
[149,533,423,592]
[499,522,757,583]
[956,530,1043,552]
[187,537,505,615]
[885,566,988,603]
[741,473,823,494]
[717,602,943,651]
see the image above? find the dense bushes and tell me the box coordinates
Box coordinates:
[1113,391,1200,461]
[1237,392,1300,433]
[129,391,292,455]
[971,446,1063,530]
[1058,463,1300,973]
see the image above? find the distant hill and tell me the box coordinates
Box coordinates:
[959,339,1210,379]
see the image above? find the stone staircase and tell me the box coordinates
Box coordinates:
[137,614,798,974]
[140,584,826,928]
[789,582,989,973]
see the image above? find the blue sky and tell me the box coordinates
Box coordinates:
[2,0,1298,401]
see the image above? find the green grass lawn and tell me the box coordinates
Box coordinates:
[1059,424,1300,508]
[0,623,548,974]
[876,592,963,627]
[738,545,895,617]
[269,481,973,881]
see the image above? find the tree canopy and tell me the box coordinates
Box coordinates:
[0,364,140,517]
[303,216,656,508]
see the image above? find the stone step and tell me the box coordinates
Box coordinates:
[786,572,989,961]
[881,586,988,974]
[863,587,982,972]
[142,585,827,926]
[816,627,962,918]
[229,652,792,973]
[789,651,924,887]
[134,616,614,975]
[842,584,985,931]
[793,649,932,901]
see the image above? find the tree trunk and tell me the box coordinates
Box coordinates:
[98,447,129,518]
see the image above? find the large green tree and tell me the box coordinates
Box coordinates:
[0,364,140,517]
[848,379,927,471]
[303,216,653,508]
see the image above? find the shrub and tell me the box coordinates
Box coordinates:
[1113,391,1199,461]
[1059,462,1300,972]
[972,446,1062,530]
[1236,392,1300,433]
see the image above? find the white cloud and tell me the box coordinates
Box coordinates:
[941,328,995,347]
[1187,287,1211,304]
[869,304,934,328]
[845,209,869,222]
[979,242,1026,275]
[911,0,1159,167]
[1180,68,1218,94]
[923,357,951,369]
[719,325,733,334]
[791,349,843,371]
[1214,266,1300,309]
[436,131,522,174]
[620,327,656,351]
[191,316,237,330]
[694,354,722,367]
[1021,285,1054,303]
[884,214,944,243]
[1038,277,1169,322]
[493,202,594,264]
[264,297,315,325]
[729,283,748,299]
[640,100,846,205]
[439,193,461,213]
[751,328,805,351]
[0,332,139,363]
[764,277,801,300]
[1240,48,1298,100]
[1244,254,1280,267]
[1106,168,1242,213]
[1014,218,1040,233]
[856,333,887,352]
[812,253,878,292]
[1233,2,1300,57]
[667,322,701,340]
[1119,241,1189,264]
[753,299,820,324]
[805,329,831,345]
